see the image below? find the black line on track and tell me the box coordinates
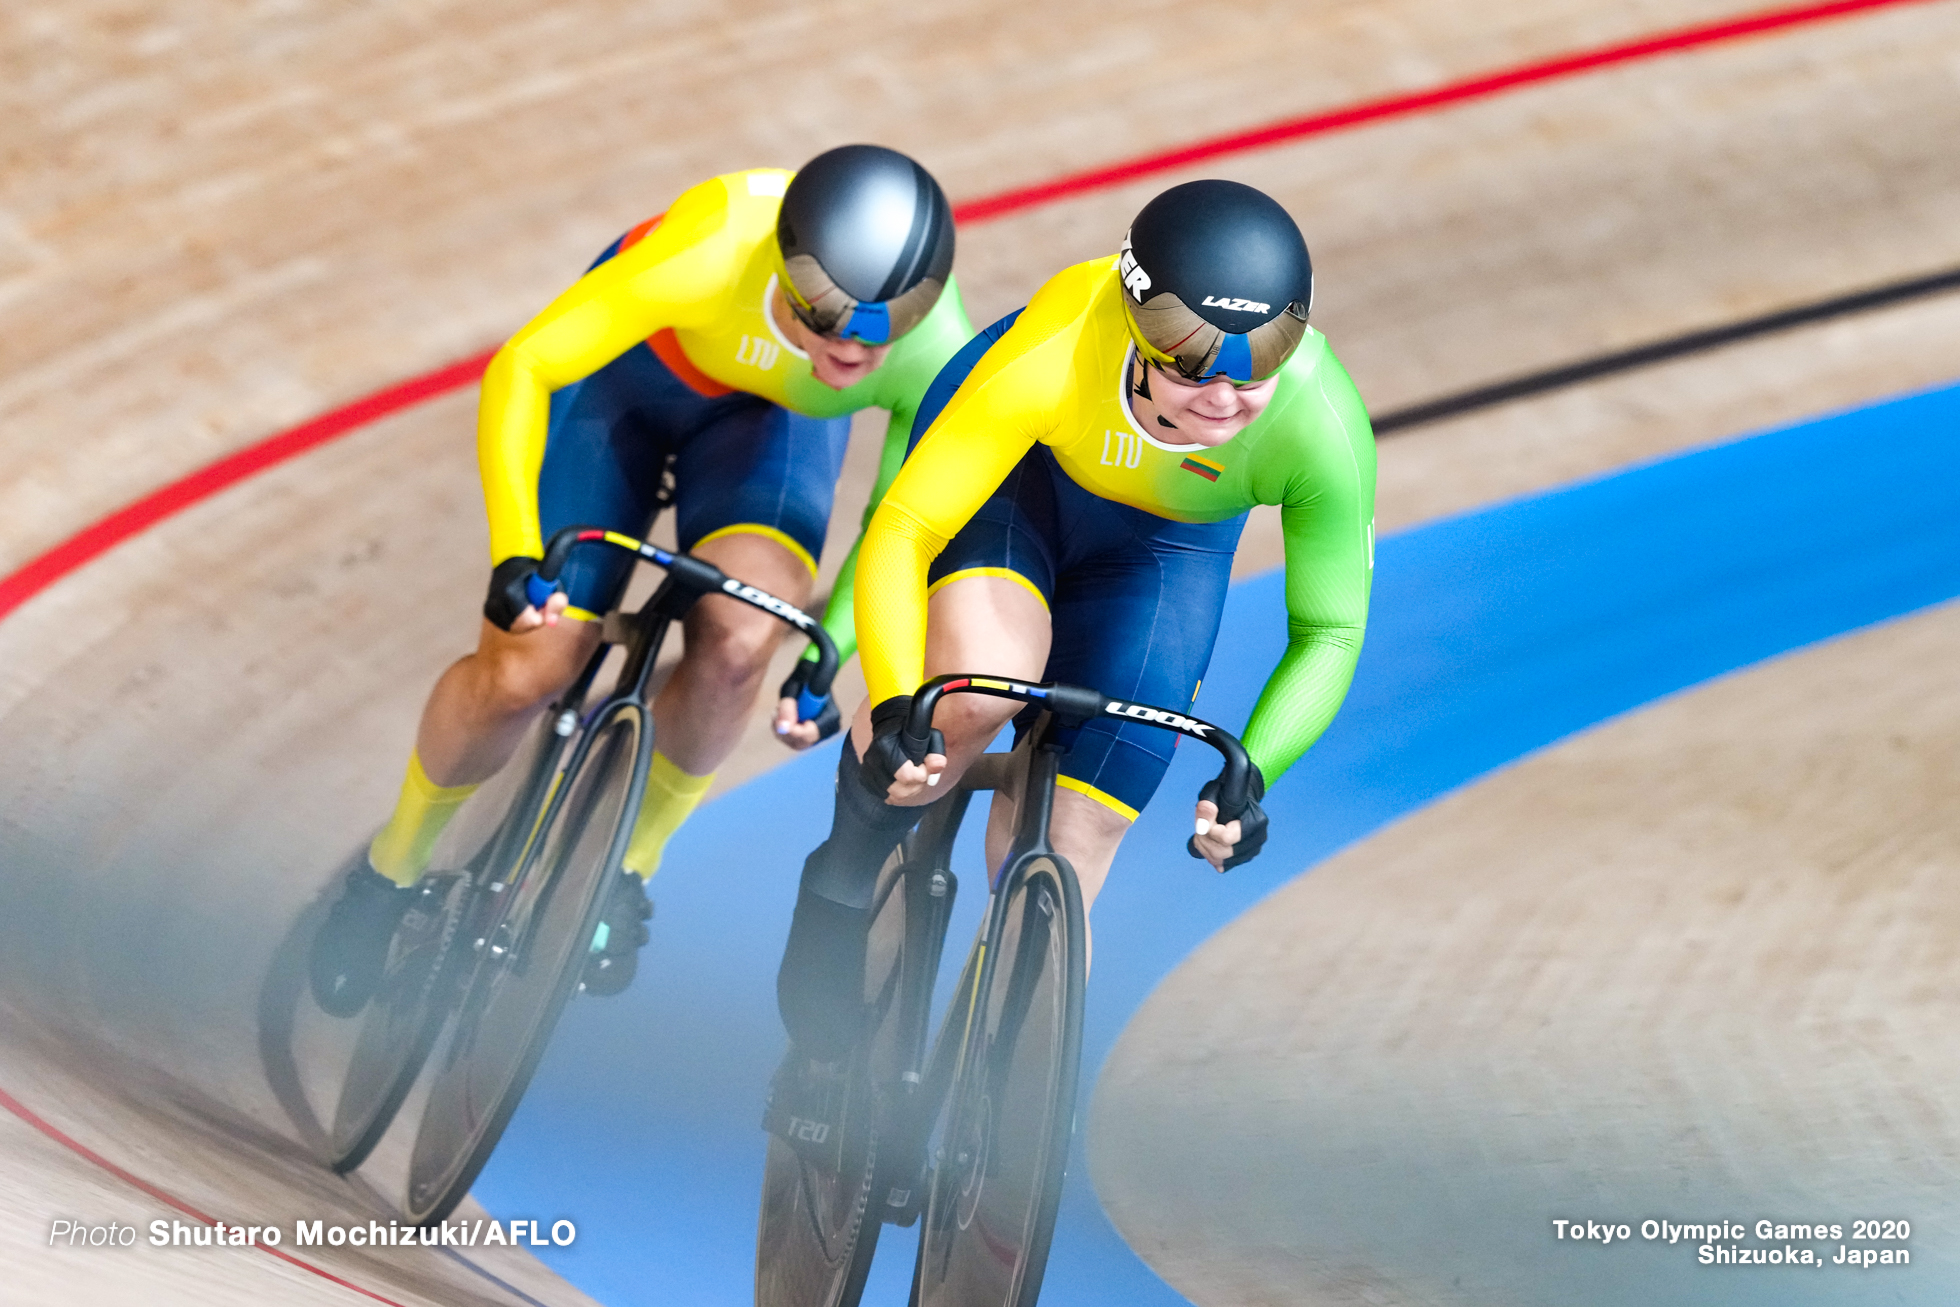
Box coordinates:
[1372,264,1960,435]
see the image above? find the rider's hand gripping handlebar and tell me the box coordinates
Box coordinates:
[523,569,559,614]
[778,659,841,738]
[903,673,1257,830]
[532,526,841,725]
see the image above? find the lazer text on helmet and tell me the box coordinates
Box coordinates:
[1201,296,1270,314]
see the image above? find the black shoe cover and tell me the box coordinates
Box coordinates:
[776,886,871,1061]
[582,870,653,997]
[308,861,417,1018]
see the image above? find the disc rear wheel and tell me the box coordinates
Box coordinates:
[327,710,573,1174]
[326,873,468,1171]
[755,853,916,1307]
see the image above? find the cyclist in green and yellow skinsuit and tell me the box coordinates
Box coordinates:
[311,145,973,1016]
[774,179,1376,1060]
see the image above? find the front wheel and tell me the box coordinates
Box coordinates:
[912,855,1085,1307]
[402,701,649,1225]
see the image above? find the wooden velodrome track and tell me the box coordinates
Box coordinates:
[3,1,1958,1303]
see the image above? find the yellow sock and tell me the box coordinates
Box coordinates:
[368,750,481,887]
[621,751,714,879]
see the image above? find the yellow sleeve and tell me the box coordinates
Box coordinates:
[477,181,736,562]
[853,303,1074,704]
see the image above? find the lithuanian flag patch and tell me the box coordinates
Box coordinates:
[1179,454,1223,481]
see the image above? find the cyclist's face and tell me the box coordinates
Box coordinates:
[805,331,892,390]
[1135,360,1279,446]
[773,289,893,390]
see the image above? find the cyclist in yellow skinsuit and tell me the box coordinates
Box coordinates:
[311,146,973,1016]
[773,180,1375,1061]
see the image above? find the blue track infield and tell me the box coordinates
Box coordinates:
[471,377,1960,1306]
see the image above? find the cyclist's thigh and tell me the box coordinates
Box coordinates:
[682,529,817,665]
[1038,470,1246,820]
[670,397,850,583]
[920,576,1052,752]
[536,347,705,618]
[922,444,1060,734]
[689,530,815,605]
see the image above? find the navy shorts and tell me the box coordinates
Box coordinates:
[915,311,1246,818]
[537,344,850,617]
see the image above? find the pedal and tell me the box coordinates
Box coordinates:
[881,1172,925,1227]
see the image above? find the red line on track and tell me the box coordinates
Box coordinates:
[0,0,1931,629]
[0,349,496,623]
[949,0,1937,222]
[0,1083,413,1306]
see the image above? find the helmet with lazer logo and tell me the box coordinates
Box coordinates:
[776,144,956,346]
[1117,179,1313,384]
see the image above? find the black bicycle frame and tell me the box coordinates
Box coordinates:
[867,674,1254,1226]
[467,524,841,956]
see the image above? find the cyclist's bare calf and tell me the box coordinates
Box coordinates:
[412,531,815,791]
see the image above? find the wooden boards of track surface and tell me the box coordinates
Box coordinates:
[1094,601,1960,1306]
[5,2,1960,1305]
[8,1,1960,579]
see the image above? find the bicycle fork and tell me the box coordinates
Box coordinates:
[875,714,1080,1226]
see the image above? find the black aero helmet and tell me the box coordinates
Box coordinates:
[1118,180,1313,383]
[776,144,955,346]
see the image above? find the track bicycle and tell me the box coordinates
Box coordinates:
[754,674,1253,1307]
[323,522,838,1227]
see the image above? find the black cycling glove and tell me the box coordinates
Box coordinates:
[1187,763,1269,871]
[484,555,553,631]
[778,659,842,742]
[857,695,944,799]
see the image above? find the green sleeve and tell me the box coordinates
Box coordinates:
[1239,351,1378,785]
[807,278,975,668]
[813,412,913,665]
